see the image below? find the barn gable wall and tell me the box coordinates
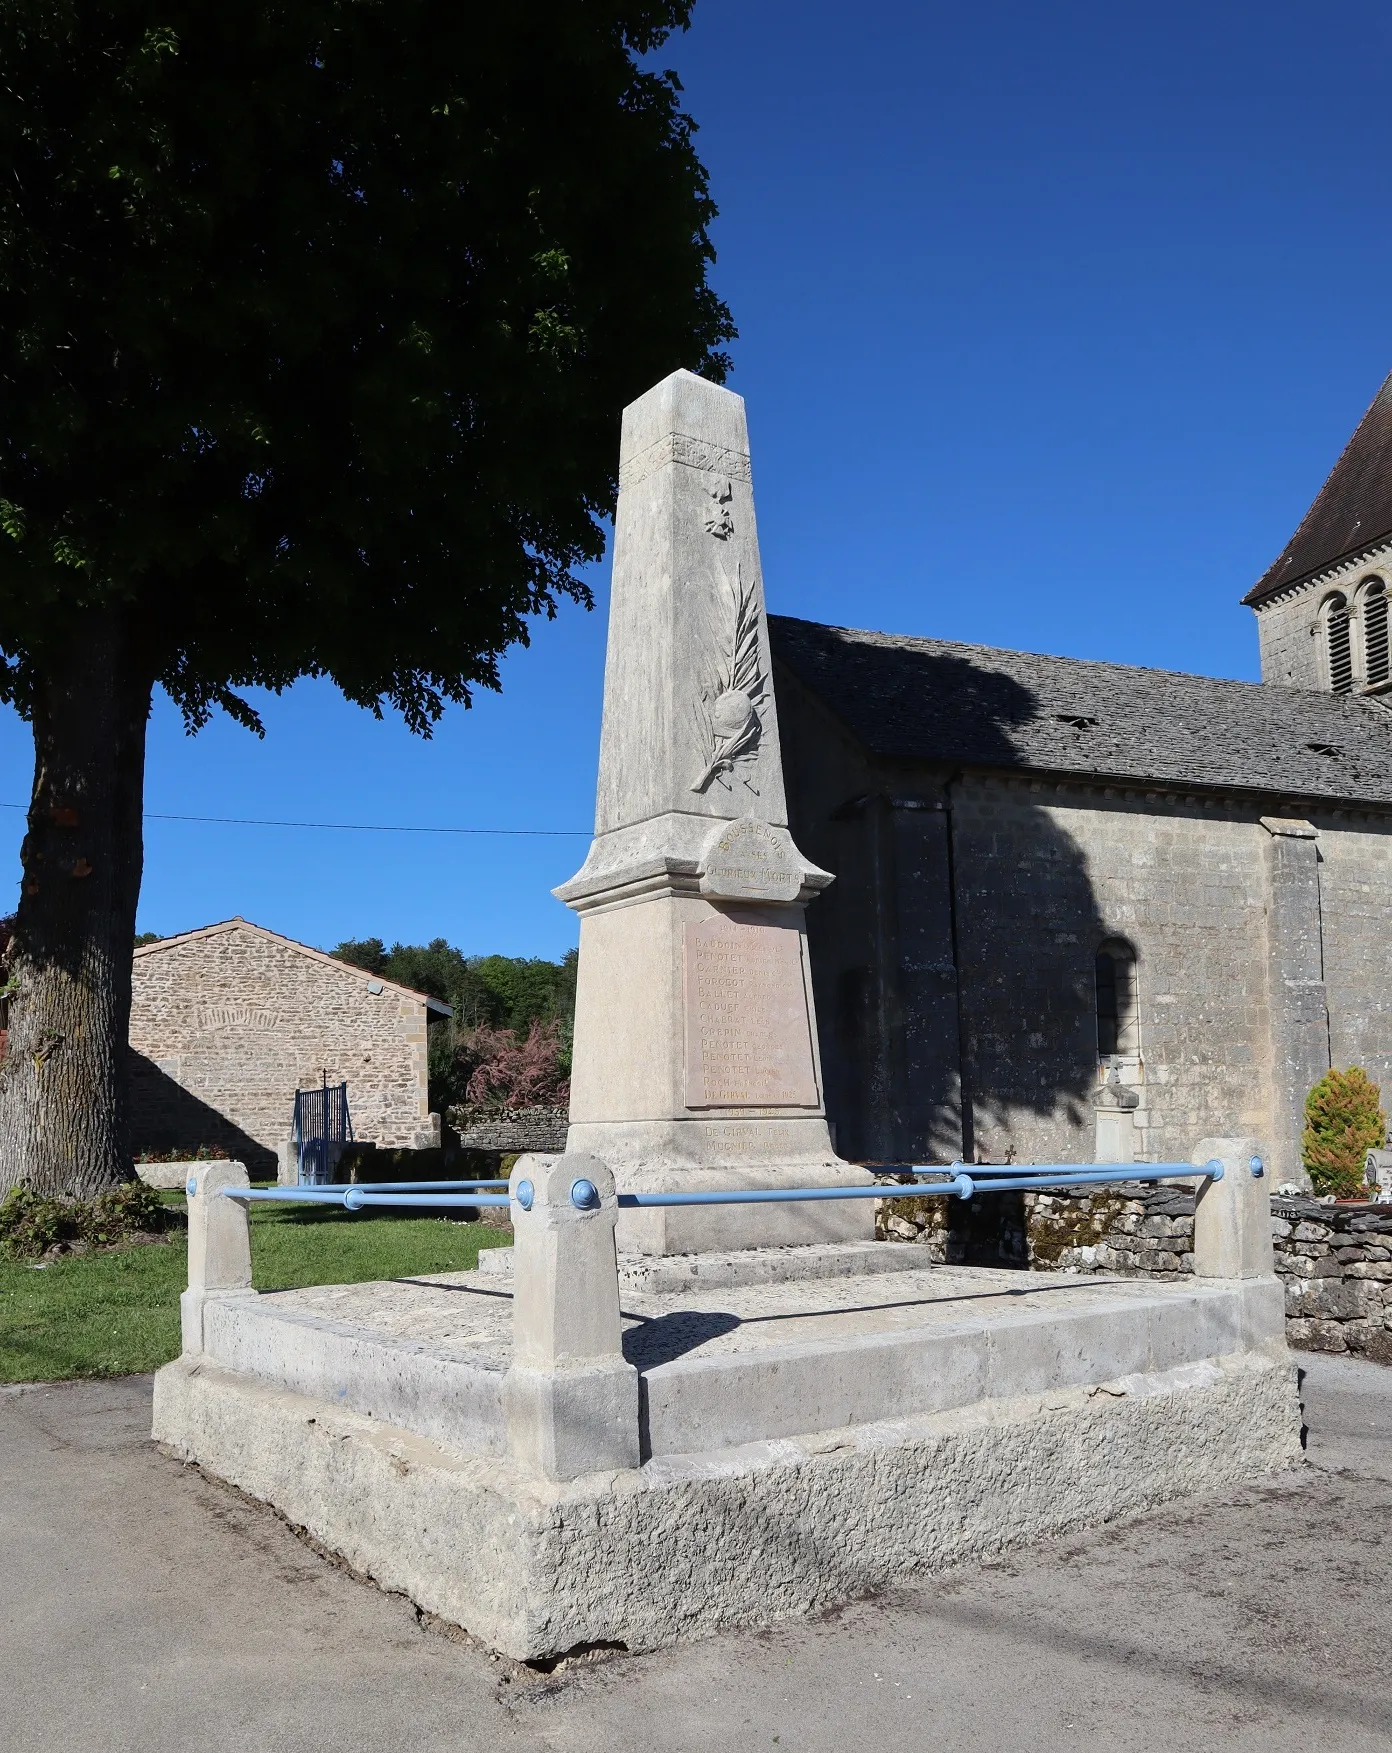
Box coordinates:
[129,923,434,1174]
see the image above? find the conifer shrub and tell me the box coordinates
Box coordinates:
[1302,1066,1386,1197]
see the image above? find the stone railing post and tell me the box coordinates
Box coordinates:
[182,1161,255,1354]
[502,1152,640,1480]
[1191,1136,1275,1279]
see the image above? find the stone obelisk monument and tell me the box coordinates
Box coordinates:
[556,371,872,1253]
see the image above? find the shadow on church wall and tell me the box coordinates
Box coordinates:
[776,649,1107,1172]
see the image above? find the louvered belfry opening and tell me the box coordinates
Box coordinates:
[1326,593,1354,693]
[1362,578,1390,689]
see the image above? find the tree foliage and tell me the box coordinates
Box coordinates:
[0,0,730,1196]
[0,1,732,726]
[331,936,574,1029]
[1302,1065,1386,1198]
[330,935,576,1111]
[463,1018,570,1108]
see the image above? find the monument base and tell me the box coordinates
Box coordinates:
[154,1347,1298,1663]
[564,883,869,1250]
[563,1121,875,1251]
[152,1250,1300,1659]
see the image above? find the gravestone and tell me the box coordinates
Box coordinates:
[556,370,872,1252]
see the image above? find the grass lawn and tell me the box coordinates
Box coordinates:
[0,1198,511,1383]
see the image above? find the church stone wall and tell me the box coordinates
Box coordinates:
[1309,814,1392,1092]
[777,666,1392,1185]
[130,924,436,1175]
[1255,584,1320,688]
[774,664,938,1163]
[951,782,1273,1170]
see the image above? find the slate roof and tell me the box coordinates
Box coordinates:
[769,615,1392,808]
[1246,372,1392,606]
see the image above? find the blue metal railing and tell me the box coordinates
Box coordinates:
[200,1179,511,1210]
[208,1160,1239,1213]
[349,1180,507,1192]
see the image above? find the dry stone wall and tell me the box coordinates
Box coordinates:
[447,1106,569,1153]
[877,1184,1392,1362]
[130,922,438,1174]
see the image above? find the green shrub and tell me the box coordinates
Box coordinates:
[83,1181,166,1245]
[0,1179,170,1260]
[1302,1066,1387,1198]
[0,1187,68,1257]
[134,1146,228,1163]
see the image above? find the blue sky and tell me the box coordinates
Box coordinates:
[4,0,1391,957]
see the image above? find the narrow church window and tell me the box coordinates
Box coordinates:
[1324,593,1353,693]
[1362,579,1389,689]
[1095,940,1139,1058]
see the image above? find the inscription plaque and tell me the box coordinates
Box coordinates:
[699,816,802,903]
[683,917,819,1109]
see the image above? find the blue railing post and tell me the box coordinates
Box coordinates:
[503,1154,640,1480]
[184,1161,254,1354]
[1192,1136,1275,1280]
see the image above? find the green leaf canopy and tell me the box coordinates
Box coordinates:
[0,0,733,726]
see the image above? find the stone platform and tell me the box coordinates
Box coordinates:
[154,1237,1301,1659]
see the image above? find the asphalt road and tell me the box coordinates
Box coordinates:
[2,1354,1389,1753]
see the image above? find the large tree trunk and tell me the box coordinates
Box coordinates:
[0,609,152,1198]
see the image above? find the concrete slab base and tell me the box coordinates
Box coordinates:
[153,1347,1300,1662]
[152,1245,1302,1660]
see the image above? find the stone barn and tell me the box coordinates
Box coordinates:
[129,918,449,1176]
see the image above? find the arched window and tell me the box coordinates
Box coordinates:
[1324,593,1353,693]
[1361,578,1389,689]
[1095,940,1139,1058]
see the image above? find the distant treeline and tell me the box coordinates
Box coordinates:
[331,937,577,1113]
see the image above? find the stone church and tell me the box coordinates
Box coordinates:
[771,371,1392,1186]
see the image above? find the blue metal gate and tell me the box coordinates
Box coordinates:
[293,1078,354,1185]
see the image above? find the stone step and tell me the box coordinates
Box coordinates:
[194,1265,1286,1467]
[477,1238,936,1293]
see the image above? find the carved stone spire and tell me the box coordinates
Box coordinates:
[555,370,828,913]
[553,371,866,1255]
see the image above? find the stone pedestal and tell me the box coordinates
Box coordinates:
[556,370,870,1251]
[502,1153,640,1480]
[1093,1069,1139,1164]
[180,1159,256,1353]
[1193,1136,1277,1284]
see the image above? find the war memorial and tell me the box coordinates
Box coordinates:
[152,372,1301,1662]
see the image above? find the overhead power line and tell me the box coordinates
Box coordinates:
[0,802,590,838]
